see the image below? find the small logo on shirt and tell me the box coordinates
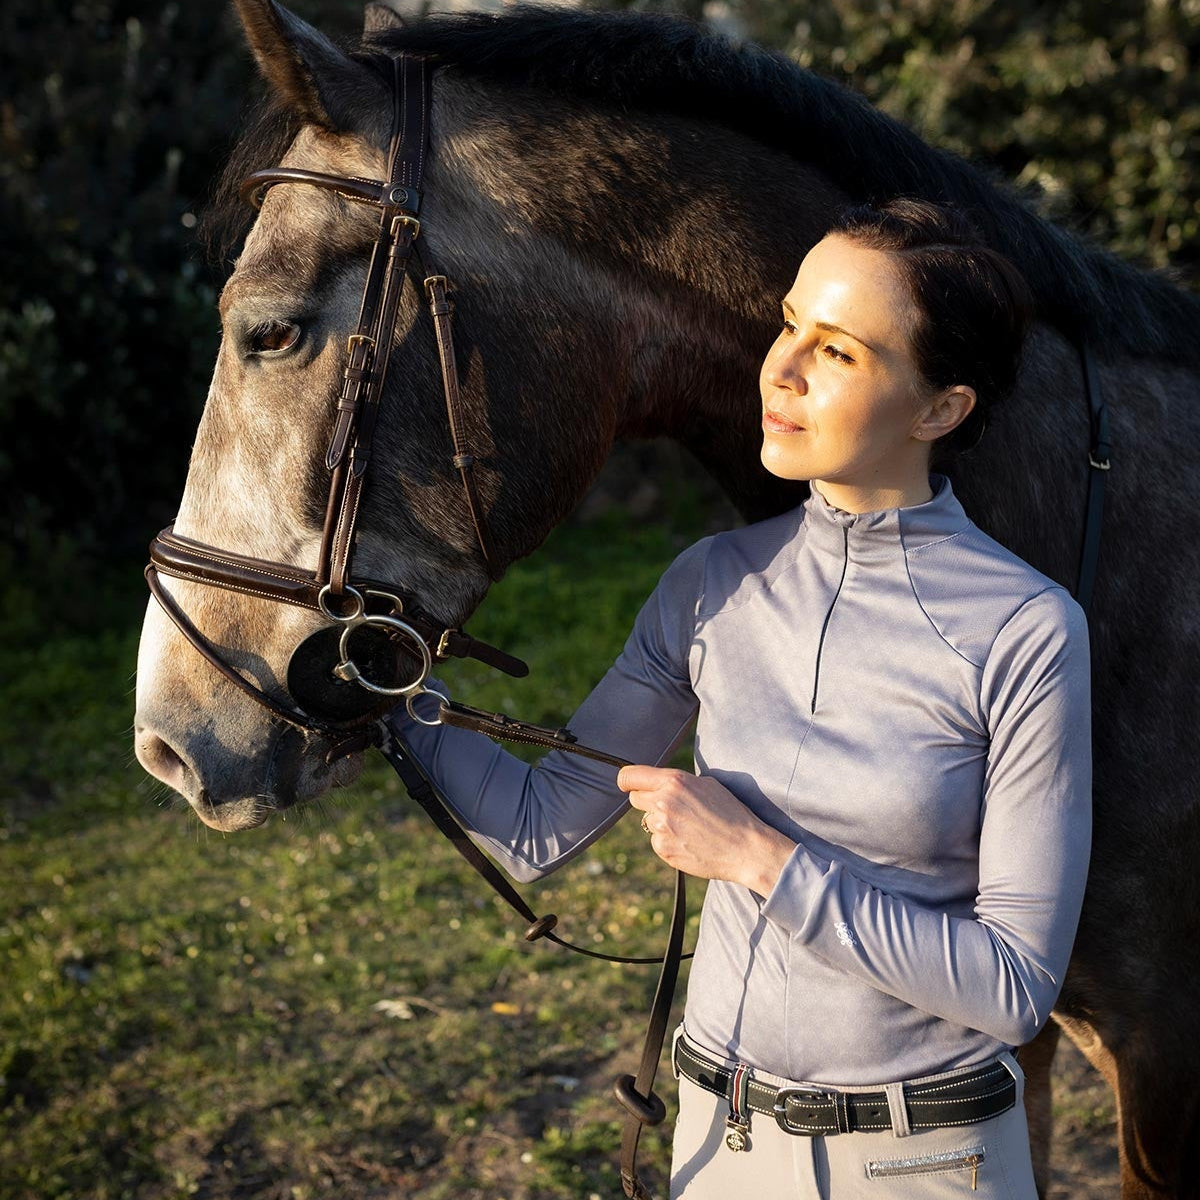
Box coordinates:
[835,921,858,948]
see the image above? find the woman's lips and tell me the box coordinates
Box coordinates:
[763,410,806,434]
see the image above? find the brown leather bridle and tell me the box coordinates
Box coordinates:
[145,54,523,756]
[143,53,680,1199]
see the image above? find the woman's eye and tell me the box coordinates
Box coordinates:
[777,318,853,363]
[247,320,301,355]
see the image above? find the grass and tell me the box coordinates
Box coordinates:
[0,457,1119,1199]
[0,476,725,1200]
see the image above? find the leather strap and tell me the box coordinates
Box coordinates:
[240,167,420,212]
[437,698,628,766]
[149,525,527,679]
[617,867,687,1198]
[674,1036,1017,1136]
[380,728,689,966]
[1074,337,1109,615]
[324,55,430,594]
[425,274,499,578]
[144,561,381,761]
[379,726,689,1200]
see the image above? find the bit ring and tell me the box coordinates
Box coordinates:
[317,583,365,622]
[335,614,432,696]
[405,682,449,727]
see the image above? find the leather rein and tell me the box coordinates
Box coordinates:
[143,53,680,1199]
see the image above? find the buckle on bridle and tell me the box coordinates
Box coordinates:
[390,213,421,239]
[424,274,455,316]
[346,333,376,358]
[772,1086,841,1135]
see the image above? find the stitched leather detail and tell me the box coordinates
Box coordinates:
[675,1037,1016,1136]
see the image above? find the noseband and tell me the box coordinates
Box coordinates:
[145,55,521,756]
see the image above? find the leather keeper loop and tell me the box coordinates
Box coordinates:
[613,1076,668,1126]
[523,914,559,942]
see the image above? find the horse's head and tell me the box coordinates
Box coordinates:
[134,0,677,830]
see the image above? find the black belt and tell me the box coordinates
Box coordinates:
[673,1036,1017,1139]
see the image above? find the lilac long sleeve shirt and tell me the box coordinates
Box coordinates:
[389,471,1093,1085]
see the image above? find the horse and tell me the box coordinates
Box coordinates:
[133,3,1200,1196]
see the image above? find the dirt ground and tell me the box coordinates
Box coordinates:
[1048,1034,1119,1197]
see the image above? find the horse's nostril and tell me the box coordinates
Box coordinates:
[135,727,188,794]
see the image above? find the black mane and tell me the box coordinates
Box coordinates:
[373,5,1198,368]
[199,90,301,271]
[209,4,1200,369]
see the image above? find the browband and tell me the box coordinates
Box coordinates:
[240,168,423,214]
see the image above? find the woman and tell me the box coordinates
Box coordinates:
[391,197,1093,1198]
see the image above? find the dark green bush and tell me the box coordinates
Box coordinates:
[0,0,359,565]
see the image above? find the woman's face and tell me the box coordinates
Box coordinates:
[759,234,950,485]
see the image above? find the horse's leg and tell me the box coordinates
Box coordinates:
[1058,1010,1200,1200]
[1021,1019,1061,1198]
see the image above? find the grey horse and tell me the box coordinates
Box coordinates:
[133,3,1200,1195]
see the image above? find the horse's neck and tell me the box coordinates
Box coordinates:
[453,84,836,522]
[605,278,810,522]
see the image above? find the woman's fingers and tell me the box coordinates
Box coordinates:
[617,766,688,833]
[616,763,676,794]
[616,765,796,890]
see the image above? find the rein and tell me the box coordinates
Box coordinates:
[144,52,682,1199]
[144,50,1112,1200]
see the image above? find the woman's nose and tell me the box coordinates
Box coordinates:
[763,342,807,394]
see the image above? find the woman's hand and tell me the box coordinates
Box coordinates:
[617,765,797,898]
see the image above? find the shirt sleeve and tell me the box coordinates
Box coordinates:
[759,585,1093,1046]
[383,535,712,883]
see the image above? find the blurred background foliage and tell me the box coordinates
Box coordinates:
[0,0,1196,569]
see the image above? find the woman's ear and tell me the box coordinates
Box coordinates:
[917,383,976,442]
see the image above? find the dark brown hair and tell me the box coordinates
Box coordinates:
[826,196,1036,464]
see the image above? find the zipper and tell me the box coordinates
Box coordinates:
[810,525,849,714]
[865,1146,985,1189]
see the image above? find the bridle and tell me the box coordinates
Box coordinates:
[143,50,1113,1200]
[146,55,521,760]
[143,52,679,1199]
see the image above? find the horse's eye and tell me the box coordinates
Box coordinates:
[248,320,301,355]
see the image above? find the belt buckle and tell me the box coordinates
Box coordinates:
[772,1086,840,1136]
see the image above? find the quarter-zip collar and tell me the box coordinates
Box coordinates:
[801,471,971,565]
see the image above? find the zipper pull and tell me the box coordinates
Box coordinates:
[969,1154,980,1190]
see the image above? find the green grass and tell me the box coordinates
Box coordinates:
[0,496,719,1200]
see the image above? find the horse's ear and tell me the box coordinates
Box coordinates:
[232,0,385,130]
[364,2,405,37]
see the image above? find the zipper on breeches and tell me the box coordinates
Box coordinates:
[865,1145,985,1189]
[810,526,849,715]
